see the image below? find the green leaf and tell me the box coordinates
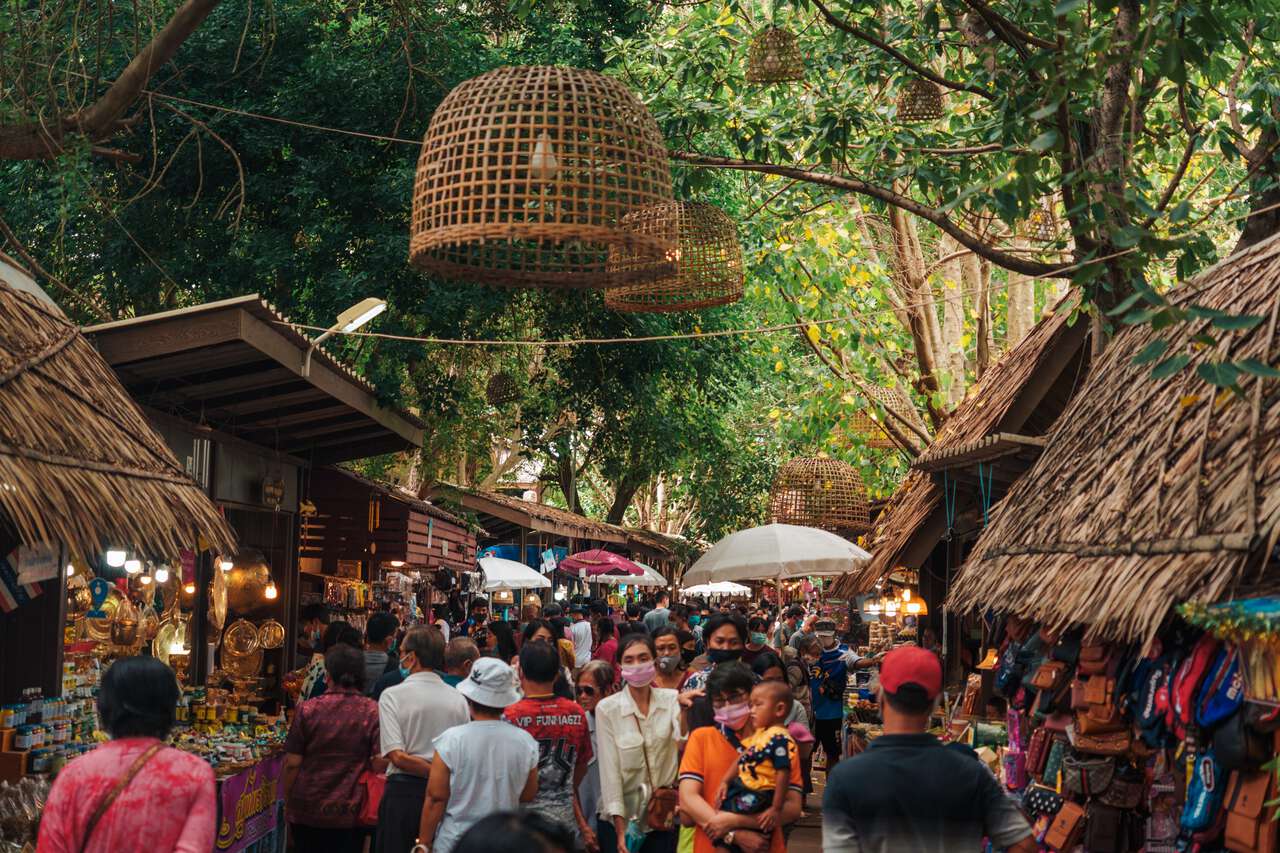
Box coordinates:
[1053,0,1085,14]
[1131,339,1169,365]
[1030,103,1060,121]
[1029,130,1061,152]
[1196,361,1241,387]
[1237,358,1280,379]
[1151,354,1191,379]
[1210,314,1266,331]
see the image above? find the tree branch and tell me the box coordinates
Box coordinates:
[0,0,223,160]
[1140,132,1200,229]
[809,0,994,100]
[671,150,1066,278]
[0,214,112,321]
[960,0,1058,51]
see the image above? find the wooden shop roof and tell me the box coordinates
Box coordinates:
[0,279,234,558]
[948,233,1280,643]
[831,297,1090,598]
[85,295,423,465]
[429,484,628,544]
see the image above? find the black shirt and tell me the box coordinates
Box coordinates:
[822,733,1030,853]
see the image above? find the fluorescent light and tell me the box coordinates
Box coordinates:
[337,298,386,332]
[106,550,126,568]
[124,559,142,574]
[154,566,170,583]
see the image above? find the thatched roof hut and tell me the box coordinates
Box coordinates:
[831,298,1090,597]
[948,233,1280,642]
[0,281,234,558]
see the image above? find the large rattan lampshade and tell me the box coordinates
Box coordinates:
[486,371,522,406]
[850,384,927,450]
[410,66,676,288]
[769,457,871,535]
[605,201,744,313]
[746,27,805,84]
[896,77,944,123]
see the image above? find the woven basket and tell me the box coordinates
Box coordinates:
[851,385,927,450]
[1022,201,1060,242]
[896,77,944,123]
[605,202,744,312]
[486,371,521,406]
[769,457,871,534]
[410,66,676,289]
[746,27,805,84]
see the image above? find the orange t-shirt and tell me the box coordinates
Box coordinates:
[678,727,802,853]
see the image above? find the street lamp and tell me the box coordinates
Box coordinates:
[302,297,387,377]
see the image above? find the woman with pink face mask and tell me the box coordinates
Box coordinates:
[595,633,684,853]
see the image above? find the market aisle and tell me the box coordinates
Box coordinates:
[787,776,824,853]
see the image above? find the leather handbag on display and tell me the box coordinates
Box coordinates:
[1041,737,1068,786]
[1030,660,1071,692]
[1074,728,1132,756]
[1213,709,1271,771]
[1026,728,1053,778]
[1070,679,1090,710]
[1223,769,1278,853]
[1078,676,1128,734]
[1044,800,1087,851]
[1078,643,1111,675]
[1023,784,1065,818]
[1098,763,1146,809]
[1084,802,1134,853]
[1063,753,1115,798]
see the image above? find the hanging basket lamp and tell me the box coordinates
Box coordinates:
[1022,201,1060,243]
[896,77,945,123]
[485,371,522,406]
[850,384,927,450]
[605,202,744,313]
[745,27,805,85]
[410,66,676,289]
[768,457,871,535]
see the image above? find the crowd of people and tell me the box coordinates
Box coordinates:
[35,589,1037,853]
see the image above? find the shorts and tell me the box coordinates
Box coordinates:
[720,776,775,816]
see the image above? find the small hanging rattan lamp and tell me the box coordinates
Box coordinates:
[485,371,522,406]
[410,66,676,289]
[896,77,945,123]
[604,201,744,313]
[1021,201,1060,243]
[850,384,927,450]
[745,27,805,85]
[769,457,871,535]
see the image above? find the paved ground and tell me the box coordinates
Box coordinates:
[787,775,825,853]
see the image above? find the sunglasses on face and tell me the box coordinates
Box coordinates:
[577,685,598,697]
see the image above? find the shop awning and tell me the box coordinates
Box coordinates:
[430,484,627,544]
[85,296,424,465]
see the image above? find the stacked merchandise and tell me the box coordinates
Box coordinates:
[0,653,101,783]
[993,615,1280,852]
[0,777,48,851]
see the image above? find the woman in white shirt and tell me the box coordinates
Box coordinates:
[417,659,539,853]
[595,634,683,853]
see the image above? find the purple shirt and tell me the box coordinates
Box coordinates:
[284,687,380,827]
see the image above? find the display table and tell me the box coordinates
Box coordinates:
[214,752,286,853]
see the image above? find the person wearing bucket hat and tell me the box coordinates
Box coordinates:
[822,647,1034,853]
[416,658,540,853]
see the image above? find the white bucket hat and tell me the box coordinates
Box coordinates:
[456,657,521,708]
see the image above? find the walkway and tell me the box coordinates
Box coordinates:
[787,776,824,853]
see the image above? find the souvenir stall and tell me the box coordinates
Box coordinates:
[942,239,1280,852]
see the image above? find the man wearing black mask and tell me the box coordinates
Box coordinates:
[681,611,748,732]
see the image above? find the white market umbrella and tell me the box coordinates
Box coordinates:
[478,556,552,591]
[594,562,667,588]
[682,581,752,596]
[681,523,870,587]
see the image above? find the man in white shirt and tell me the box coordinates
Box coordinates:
[569,604,593,669]
[376,626,469,853]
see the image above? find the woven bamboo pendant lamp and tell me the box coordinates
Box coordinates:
[745,27,805,84]
[896,77,945,123]
[410,66,676,288]
[486,371,521,406]
[851,385,926,450]
[1022,201,1060,243]
[604,202,744,312]
[769,457,871,535]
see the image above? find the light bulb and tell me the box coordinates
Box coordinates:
[902,588,912,601]
[529,131,560,181]
[264,582,278,600]
[169,639,188,655]
[154,566,170,583]
[124,559,142,574]
[905,601,922,615]
[140,572,153,586]
[183,581,196,595]
[219,557,234,572]
[66,563,75,577]
[106,550,126,568]
[389,560,405,568]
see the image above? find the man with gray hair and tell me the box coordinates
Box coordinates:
[376,626,468,853]
[442,636,480,687]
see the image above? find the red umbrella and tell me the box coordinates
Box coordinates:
[560,549,643,577]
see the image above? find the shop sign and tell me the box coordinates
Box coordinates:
[215,753,285,852]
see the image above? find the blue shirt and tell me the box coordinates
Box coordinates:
[810,644,854,720]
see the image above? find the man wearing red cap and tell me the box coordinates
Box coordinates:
[822,646,1034,853]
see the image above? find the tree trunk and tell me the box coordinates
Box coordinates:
[1005,237,1035,347]
[960,253,992,376]
[556,442,581,514]
[939,237,967,406]
[1233,123,1280,254]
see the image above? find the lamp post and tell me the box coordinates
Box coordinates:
[302,297,387,377]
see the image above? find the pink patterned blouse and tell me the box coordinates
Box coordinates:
[37,737,216,853]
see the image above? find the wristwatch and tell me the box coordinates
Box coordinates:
[724,831,736,846]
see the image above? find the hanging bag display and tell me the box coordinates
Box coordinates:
[1022,785,1064,819]
[1180,749,1226,834]
[1073,728,1132,756]
[1062,753,1115,798]
[1044,800,1086,851]
[1030,660,1070,692]
[1026,727,1053,778]
[1078,643,1111,676]
[1223,768,1278,853]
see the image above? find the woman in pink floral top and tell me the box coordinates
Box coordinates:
[38,657,216,853]
[282,643,385,852]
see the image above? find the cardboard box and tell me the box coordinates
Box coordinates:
[0,750,28,784]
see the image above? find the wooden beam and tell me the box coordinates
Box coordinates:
[90,308,243,364]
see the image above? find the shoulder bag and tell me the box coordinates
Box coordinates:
[78,742,164,853]
[1223,768,1278,853]
[634,716,679,831]
[1043,800,1086,851]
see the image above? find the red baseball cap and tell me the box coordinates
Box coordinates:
[880,646,942,700]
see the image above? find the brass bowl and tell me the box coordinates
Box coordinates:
[111,618,138,646]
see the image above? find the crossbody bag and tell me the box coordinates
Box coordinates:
[634,716,679,831]
[78,742,164,853]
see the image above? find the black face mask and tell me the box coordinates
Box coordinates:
[681,648,697,665]
[707,647,743,665]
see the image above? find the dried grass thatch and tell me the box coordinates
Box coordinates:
[0,282,234,559]
[948,234,1280,643]
[830,299,1087,598]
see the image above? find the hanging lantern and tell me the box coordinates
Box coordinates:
[896,77,944,123]
[849,384,928,450]
[1022,201,1060,243]
[768,457,871,535]
[486,371,522,406]
[410,66,675,288]
[605,202,744,312]
[745,27,805,85]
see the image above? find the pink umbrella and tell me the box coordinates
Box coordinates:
[560,549,643,576]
